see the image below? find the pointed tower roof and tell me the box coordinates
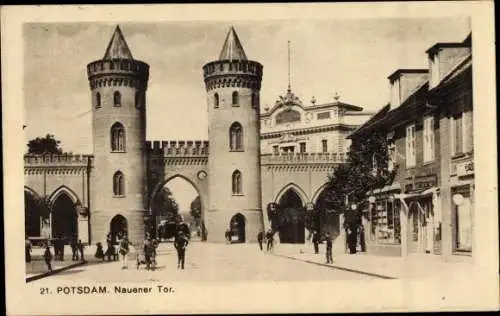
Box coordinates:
[218,26,247,61]
[103,25,134,60]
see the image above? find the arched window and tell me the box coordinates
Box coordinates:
[111,122,126,152]
[229,122,243,151]
[96,92,101,109]
[251,92,258,109]
[214,92,219,108]
[232,170,242,195]
[114,91,121,107]
[113,171,125,196]
[232,91,239,106]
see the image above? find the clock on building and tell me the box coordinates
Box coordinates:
[197,170,207,180]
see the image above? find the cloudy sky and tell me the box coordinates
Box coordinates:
[21,17,471,218]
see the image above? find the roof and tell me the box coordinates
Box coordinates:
[218,26,247,61]
[433,54,472,89]
[387,69,428,82]
[103,25,133,60]
[347,103,391,139]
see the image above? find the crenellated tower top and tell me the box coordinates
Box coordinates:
[202,26,263,92]
[87,25,149,90]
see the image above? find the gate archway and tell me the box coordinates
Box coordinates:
[277,189,306,243]
[51,192,78,242]
[229,213,246,243]
[314,187,340,240]
[110,214,128,243]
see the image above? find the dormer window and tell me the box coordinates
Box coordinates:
[430,54,440,88]
[390,79,400,108]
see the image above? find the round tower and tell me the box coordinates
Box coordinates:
[203,26,264,243]
[87,26,149,245]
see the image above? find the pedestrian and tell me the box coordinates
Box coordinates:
[43,243,53,273]
[359,225,366,252]
[325,232,333,264]
[95,242,105,261]
[257,230,264,251]
[225,230,231,244]
[60,236,66,261]
[312,231,320,254]
[71,237,79,261]
[265,229,274,252]
[25,235,32,263]
[119,235,130,269]
[347,225,357,254]
[77,239,85,261]
[143,236,154,271]
[174,231,189,269]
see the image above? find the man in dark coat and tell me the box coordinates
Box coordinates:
[43,243,53,272]
[312,231,320,254]
[174,232,189,269]
[77,239,85,261]
[265,229,274,252]
[325,232,333,264]
[25,235,32,263]
[257,230,264,251]
[71,238,79,261]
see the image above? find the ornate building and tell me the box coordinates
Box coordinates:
[24,25,373,245]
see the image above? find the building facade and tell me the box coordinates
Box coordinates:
[349,33,473,261]
[24,25,372,246]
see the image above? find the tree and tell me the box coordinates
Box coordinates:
[151,186,180,223]
[27,134,64,154]
[323,132,397,226]
[189,196,201,220]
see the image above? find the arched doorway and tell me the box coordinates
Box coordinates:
[229,213,245,243]
[277,189,305,243]
[110,215,128,243]
[24,190,42,238]
[314,188,340,240]
[51,192,78,242]
[151,176,202,241]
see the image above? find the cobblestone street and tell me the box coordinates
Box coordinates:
[31,242,378,283]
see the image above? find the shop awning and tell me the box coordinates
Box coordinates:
[367,182,401,196]
[397,186,438,200]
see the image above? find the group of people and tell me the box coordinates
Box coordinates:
[310,231,334,264]
[344,223,366,254]
[257,229,275,252]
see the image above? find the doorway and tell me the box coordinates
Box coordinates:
[229,213,246,243]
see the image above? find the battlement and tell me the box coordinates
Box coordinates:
[146,140,209,156]
[24,154,93,166]
[203,60,263,91]
[260,152,347,165]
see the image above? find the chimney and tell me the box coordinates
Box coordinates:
[388,69,428,109]
[426,36,471,89]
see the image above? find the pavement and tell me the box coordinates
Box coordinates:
[271,242,475,280]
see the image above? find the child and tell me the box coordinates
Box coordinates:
[95,242,105,261]
[43,244,53,273]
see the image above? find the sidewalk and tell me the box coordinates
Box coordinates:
[272,243,474,280]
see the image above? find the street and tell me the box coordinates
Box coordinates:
[31,242,377,283]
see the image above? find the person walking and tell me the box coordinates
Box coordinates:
[359,225,366,252]
[174,231,189,270]
[257,230,264,251]
[265,229,274,252]
[25,235,32,263]
[325,232,333,264]
[43,243,53,273]
[95,242,105,261]
[71,238,79,261]
[77,239,85,261]
[312,231,320,254]
[143,236,154,271]
[119,236,130,269]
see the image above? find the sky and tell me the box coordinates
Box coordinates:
[23,18,470,204]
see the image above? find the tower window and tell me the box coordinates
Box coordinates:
[214,93,219,108]
[251,92,258,109]
[229,122,243,151]
[232,170,242,195]
[113,171,125,196]
[96,92,101,109]
[114,91,121,107]
[322,139,328,153]
[232,91,239,106]
[111,122,126,152]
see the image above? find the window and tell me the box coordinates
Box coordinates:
[232,170,242,195]
[322,139,328,153]
[371,199,401,245]
[317,111,331,120]
[272,145,279,155]
[451,113,464,155]
[113,171,125,196]
[276,109,301,124]
[251,93,258,109]
[299,142,306,153]
[387,141,396,172]
[232,91,239,106]
[454,193,472,252]
[113,91,121,107]
[214,93,219,108]
[423,116,435,162]
[96,92,101,109]
[229,122,243,151]
[405,124,416,167]
[281,146,294,154]
[111,122,126,152]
